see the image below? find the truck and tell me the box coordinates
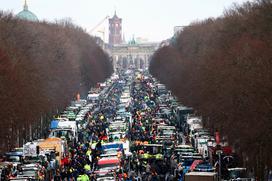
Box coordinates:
[23,140,46,157]
[49,119,78,144]
[38,137,68,166]
[157,84,167,95]
[95,157,119,180]
[174,106,193,129]
[185,172,217,181]
[87,93,100,103]
[226,168,255,181]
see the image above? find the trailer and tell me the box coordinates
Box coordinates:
[185,172,217,181]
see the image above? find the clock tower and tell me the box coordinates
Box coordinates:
[109,11,122,45]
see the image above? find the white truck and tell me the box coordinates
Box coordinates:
[87,93,100,103]
[185,172,217,181]
[49,119,78,144]
[23,141,41,158]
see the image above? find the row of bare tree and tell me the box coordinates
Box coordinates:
[0,12,113,153]
[150,0,272,179]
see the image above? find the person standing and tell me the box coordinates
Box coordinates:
[268,170,272,181]
[54,169,61,181]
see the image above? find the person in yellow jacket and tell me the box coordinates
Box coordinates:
[84,164,91,172]
[99,115,104,121]
[77,174,90,181]
[86,149,92,156]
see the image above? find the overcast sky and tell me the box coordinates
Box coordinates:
[1,0,251,42]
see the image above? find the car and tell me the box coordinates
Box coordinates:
[96,172,115,181]
[193,161,215,172]
[227,168,255,180]
[16,163,41,180]
[4,151,23,166]
[95,157,120,176]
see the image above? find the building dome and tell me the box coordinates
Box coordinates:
[16,1,38,22]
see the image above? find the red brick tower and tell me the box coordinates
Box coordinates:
[109,11,122,45]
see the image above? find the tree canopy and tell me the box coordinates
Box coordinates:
[150,0,272,179]
[0,12,113,152]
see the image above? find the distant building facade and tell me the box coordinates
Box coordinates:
[95,12,160,70]
[108,12,122,45]
[110,41,159,70]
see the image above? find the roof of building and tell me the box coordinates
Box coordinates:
[16,0,38,22]
[111,10,121,20]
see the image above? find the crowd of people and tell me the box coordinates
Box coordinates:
[54,70,186,180]
[1,70,251,181]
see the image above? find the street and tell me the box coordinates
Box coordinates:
[0,69,254,181]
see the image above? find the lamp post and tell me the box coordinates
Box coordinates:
[216,149,223,181]
[215,131,222,181]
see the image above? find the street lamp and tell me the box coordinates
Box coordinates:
[216,149,223,181]
[215,131,223,181]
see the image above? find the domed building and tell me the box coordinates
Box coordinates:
[16,0,38,22]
